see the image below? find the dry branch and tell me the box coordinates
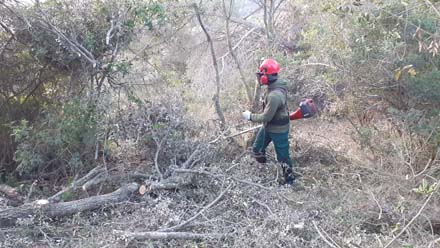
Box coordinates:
[312,221,341,248]
[0,183,139,227]
[0,20,15,38]
[142,146,205,192]
[384,180,440,248]
[160,184,231,232]
[173,167,272,191]
[114,230,226,241]
[154,138,165,180]
[181,145,202,169]
[209,125,262,144]
[146,176,191,191]
[425,0,440,17]
[81,172,109,191]
[48,165,106,203]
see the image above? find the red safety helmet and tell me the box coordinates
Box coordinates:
[258,59,280,84]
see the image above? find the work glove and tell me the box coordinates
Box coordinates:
[242,110,251,121]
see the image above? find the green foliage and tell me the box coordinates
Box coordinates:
[118,0,166,31]
[60,99,98,148]
[11,99,99,177]
[412,179,438,195]
[12,121,44,176]
[108,61,132,77]
[409,70,440,105]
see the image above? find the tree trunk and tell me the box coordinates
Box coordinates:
[0,183,139,227]
[193,3,226,127]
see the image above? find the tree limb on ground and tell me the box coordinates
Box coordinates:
[114,230,227,241]
[48,165,106,203]
[174,168,272,191]
[0,183,139,228]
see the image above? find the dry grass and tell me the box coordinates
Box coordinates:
[1,117,439,248]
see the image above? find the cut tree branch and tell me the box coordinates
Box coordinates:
[0,183,139,227]
[48,165,106,203]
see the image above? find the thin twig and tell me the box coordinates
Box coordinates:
[154,138,165,180]
[312,221,341,248]
[429,237,440,248]
[209,125,262,144]
[174,167,272,191]
[182,145,202,169]
[114,230,227,241]
[300,63,339,70]
[160,184,232,232]
[38,228,54,248]
[384,180,440,248]
[173,169,223,181]
[232,177,271,190]
[105,16,115,46]
[370,192,383,220]
[251,197,274,215]
[25,180,38,203]
[219,27,258,61]
[414,158,434,178]
[0,20,15,38]
[424,0,440,17]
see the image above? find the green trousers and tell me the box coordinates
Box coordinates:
[252,127,293,167]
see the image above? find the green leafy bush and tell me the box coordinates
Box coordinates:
[409,70,440,105]
[12,99,99,177]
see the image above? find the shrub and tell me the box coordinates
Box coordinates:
[12,99,99,178]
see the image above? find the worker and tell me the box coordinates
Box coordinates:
[242,58,295,185]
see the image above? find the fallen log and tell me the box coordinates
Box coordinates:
[0,183,139,227]
[114,230,226,241]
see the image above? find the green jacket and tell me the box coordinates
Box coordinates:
[250,79,290,133]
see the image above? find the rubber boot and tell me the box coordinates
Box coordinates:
[252,152,267,163]
[281,165,295,185]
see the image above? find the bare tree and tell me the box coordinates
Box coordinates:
[222,0,253,105]
[193,3,226,127]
